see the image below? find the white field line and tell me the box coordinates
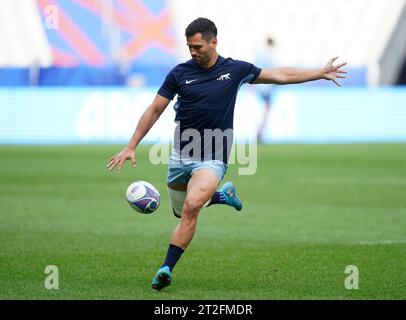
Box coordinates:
[359,240,406,245]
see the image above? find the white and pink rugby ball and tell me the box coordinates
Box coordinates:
[125,181,160,214]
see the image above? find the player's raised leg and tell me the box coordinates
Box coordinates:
[168,180,243,219]
[152,169,219,291]
[203,181,243,211]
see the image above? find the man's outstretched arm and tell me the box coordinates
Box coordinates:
[107,94,171,173]
[254,57,347,87]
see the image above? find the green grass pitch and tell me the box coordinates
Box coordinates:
[0,144,405,299]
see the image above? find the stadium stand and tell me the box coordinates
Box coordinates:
[380,4,406,85]
[0,1,52,67]
[0,0,52,85]
[168,0,406,86]
[0,0,404,86]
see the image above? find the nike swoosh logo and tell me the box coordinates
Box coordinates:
[185,79,198,84]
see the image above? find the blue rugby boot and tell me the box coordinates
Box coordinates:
[220,182,242,211]
[151,266,172,291]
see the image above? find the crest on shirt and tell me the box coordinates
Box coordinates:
[217,73,231,81]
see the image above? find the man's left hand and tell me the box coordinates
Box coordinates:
[324,57,347,86]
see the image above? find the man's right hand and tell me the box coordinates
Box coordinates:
[107,146,136,174]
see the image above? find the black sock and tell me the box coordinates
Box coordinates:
[207,191,227,207]
[161,244,184,271]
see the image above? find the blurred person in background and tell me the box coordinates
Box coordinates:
[255,37,278,143]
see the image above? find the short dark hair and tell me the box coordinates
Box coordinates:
[185,17,217,41]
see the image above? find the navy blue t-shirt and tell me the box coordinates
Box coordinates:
[158,55,261,163]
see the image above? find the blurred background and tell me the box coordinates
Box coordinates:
[0,0,405,144]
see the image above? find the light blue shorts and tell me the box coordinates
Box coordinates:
[166,150,228,185]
